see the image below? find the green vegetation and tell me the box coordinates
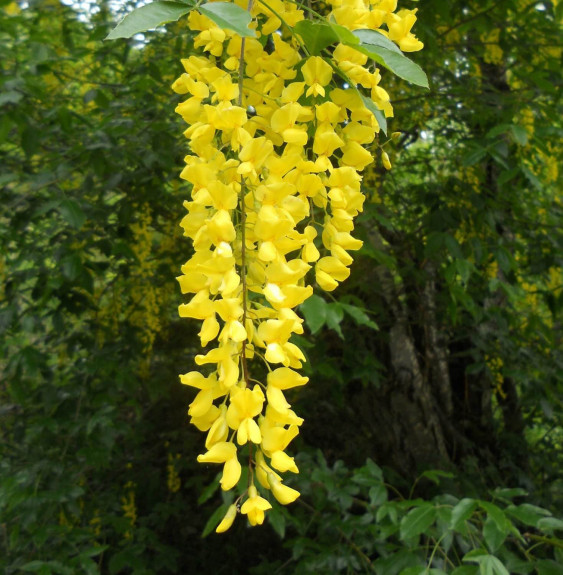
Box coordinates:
[0,0,561,573]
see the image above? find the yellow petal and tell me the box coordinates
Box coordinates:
[199,316,220,346]
[188,388,214,418]
[197,441,237,464]
[267,385,291,413]
[267,367,308,390]
[216,504,237,533]
[221,456,242,490]
[268,474,300,505]
[271,450,299,473]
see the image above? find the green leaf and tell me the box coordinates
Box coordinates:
[109,550,144,574]
[326,303,344,338]
[445,234,463,258]
[20,562,46,573]
[339,303,379,330]
[268,505,286,538]
[301,294,327,334]
[77,545,109,559]
[59,199,86,229]
[202,503,229,538]
[463,552,510,575]
[456,259,473,284]
[353,29,403,54]
[463,145,487,166]
[535,560,563,575]
[480,556,510,575]
[510,125,528,146]
[451,498,477,531]
[452,567,479,575]
[521,165,542,190]
[294,20,358,55]
[351,30,428,88]
[421,470,454,485]
[359,92,387,135]
[198,2,256,38]
[505,503,551,528]
[463,549,489,561]
[197,473,221,504]
[486,124,512,139]
[106,1,194,40]
[483,516,507,552]
[479,502,512,534]
[294,20,339,55]
[369,483,387,506]
[537,517,563,533]
[328,21,359,45]
[366,458,384,481]
[400,504,436,540]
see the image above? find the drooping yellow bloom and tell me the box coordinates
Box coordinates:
[197,442,241,490]
[240,485,272,526]
[226,385,265,445]
[174,0,423,530]
[302,56,334,97]
[216,504,238,533]
[387,9,424,52]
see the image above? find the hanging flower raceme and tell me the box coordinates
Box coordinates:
[173,0,423,532]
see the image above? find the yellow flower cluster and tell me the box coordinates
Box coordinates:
[167,452,182,493]
[121,480,137,540]
[173,0,422,531]
[129,205,161,377]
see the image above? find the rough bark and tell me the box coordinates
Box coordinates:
[351,228,451,476]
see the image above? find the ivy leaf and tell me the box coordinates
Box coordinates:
[351,29,429,88]
[106,1,195,40]
[400,504,436,540]
[198,2,256,38]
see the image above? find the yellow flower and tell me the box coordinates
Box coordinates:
[301,56,333,97]
[197,442,241,490]
[216,504,238,533]
[237,137,274,180]
[387,9,424,52]
[240,485,272,526]
[267,473,300,505]
[226,385,265,445]
[174,0,422,516]
[315,256,351,291]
